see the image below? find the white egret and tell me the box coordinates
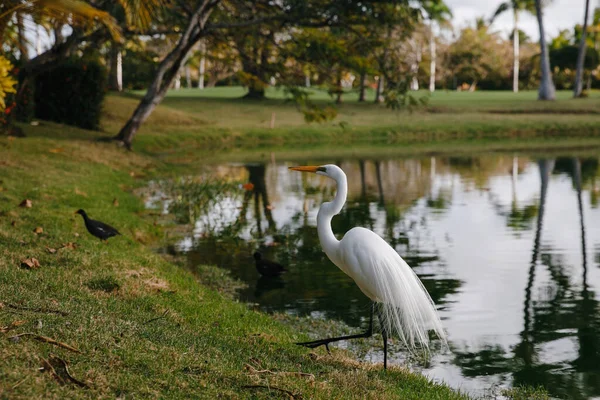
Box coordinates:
[289,164,447,369]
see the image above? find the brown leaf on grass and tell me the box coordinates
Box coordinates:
[0,320,26,333]
[112,198,119,207]
[46,247,57,254]
[49,148,64,154]
[60,242,78,250]
[33,227,43,234]
[19,199,32,208]
[9,333,81,353]
[20,258,40,269]
[74,188,88,197]
[129,171,135,177]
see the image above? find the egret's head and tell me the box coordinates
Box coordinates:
[288,164,343,179]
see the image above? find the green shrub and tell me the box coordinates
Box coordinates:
[34,58,107,130]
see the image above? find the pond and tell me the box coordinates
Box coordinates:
[149,152,600,399]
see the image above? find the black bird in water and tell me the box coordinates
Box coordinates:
[75,209,120,241]
[253,252,286,277]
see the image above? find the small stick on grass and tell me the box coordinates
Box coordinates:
[244,364,315,380]
[242,385,300,399]
[142,309,169,325]
[8,333,81,353]
[11,376,28,390]
[6,303,68,316]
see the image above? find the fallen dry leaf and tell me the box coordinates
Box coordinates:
[49,148,64,154]
[74,188,87,197]
[73,232,79,237]
[112,198,119,207]
[33,227,43,234]
[46,247,57,254]
[19,199,32,208]
[0,320,26,333]
[60,242,77,250]
[20,258,40,269]
[129,171,135,177]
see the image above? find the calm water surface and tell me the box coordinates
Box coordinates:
[150,154,600,399]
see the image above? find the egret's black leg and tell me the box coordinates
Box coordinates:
[296,303,375,352]
[377,309,388,369]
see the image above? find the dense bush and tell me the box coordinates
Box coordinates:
[34,58,107,130]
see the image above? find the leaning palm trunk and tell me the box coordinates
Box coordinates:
[574,0,590,98]
[512,9,519,93]
[534,0,555,100]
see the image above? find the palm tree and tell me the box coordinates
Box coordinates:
[533,0,556,100]
[573,0,591,97]
[422,1,452,93]
[490,0,535,93]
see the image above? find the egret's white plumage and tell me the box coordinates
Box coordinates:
[293,164,446,354]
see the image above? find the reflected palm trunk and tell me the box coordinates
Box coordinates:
[512,156,518,209]
[359,160,367,200]
[572,158,599,372]
[516,159,554,365]
[375,161,385,206]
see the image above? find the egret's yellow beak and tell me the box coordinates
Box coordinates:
[289,165,319,173]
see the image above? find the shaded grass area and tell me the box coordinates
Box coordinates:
[0,122,470,398]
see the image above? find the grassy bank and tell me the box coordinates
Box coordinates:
[112,88,600,161]
[1,88,581,399]
[0,108,472,398]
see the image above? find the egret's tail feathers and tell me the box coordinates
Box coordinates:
[372,252,447,354]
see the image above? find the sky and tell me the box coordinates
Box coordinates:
[446,0,598,41]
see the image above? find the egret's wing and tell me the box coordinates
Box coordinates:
[339,228,446,352]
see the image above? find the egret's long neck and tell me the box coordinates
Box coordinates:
[317,172,347,260]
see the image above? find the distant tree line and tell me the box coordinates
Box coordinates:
[0,0,598,147]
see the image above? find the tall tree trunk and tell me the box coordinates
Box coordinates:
[114,1,215,149]
[16,12,28,62]
[574,0,591,98]
[358,72,366,102]
[109,42,123,91]
[185,65,191,88]
[198,39,206,89]
[374,75,384,103]
[513,9,520,93]
[535,0,556,100]
[429,20,436,92]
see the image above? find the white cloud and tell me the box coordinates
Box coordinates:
[446,0,596,41]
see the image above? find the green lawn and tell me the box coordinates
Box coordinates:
[0,100,475,399]
[0,88,585,399]
[116,88,600,162]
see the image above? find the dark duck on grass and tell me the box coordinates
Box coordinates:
[253,252,286,277]
[75,209,121,241]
